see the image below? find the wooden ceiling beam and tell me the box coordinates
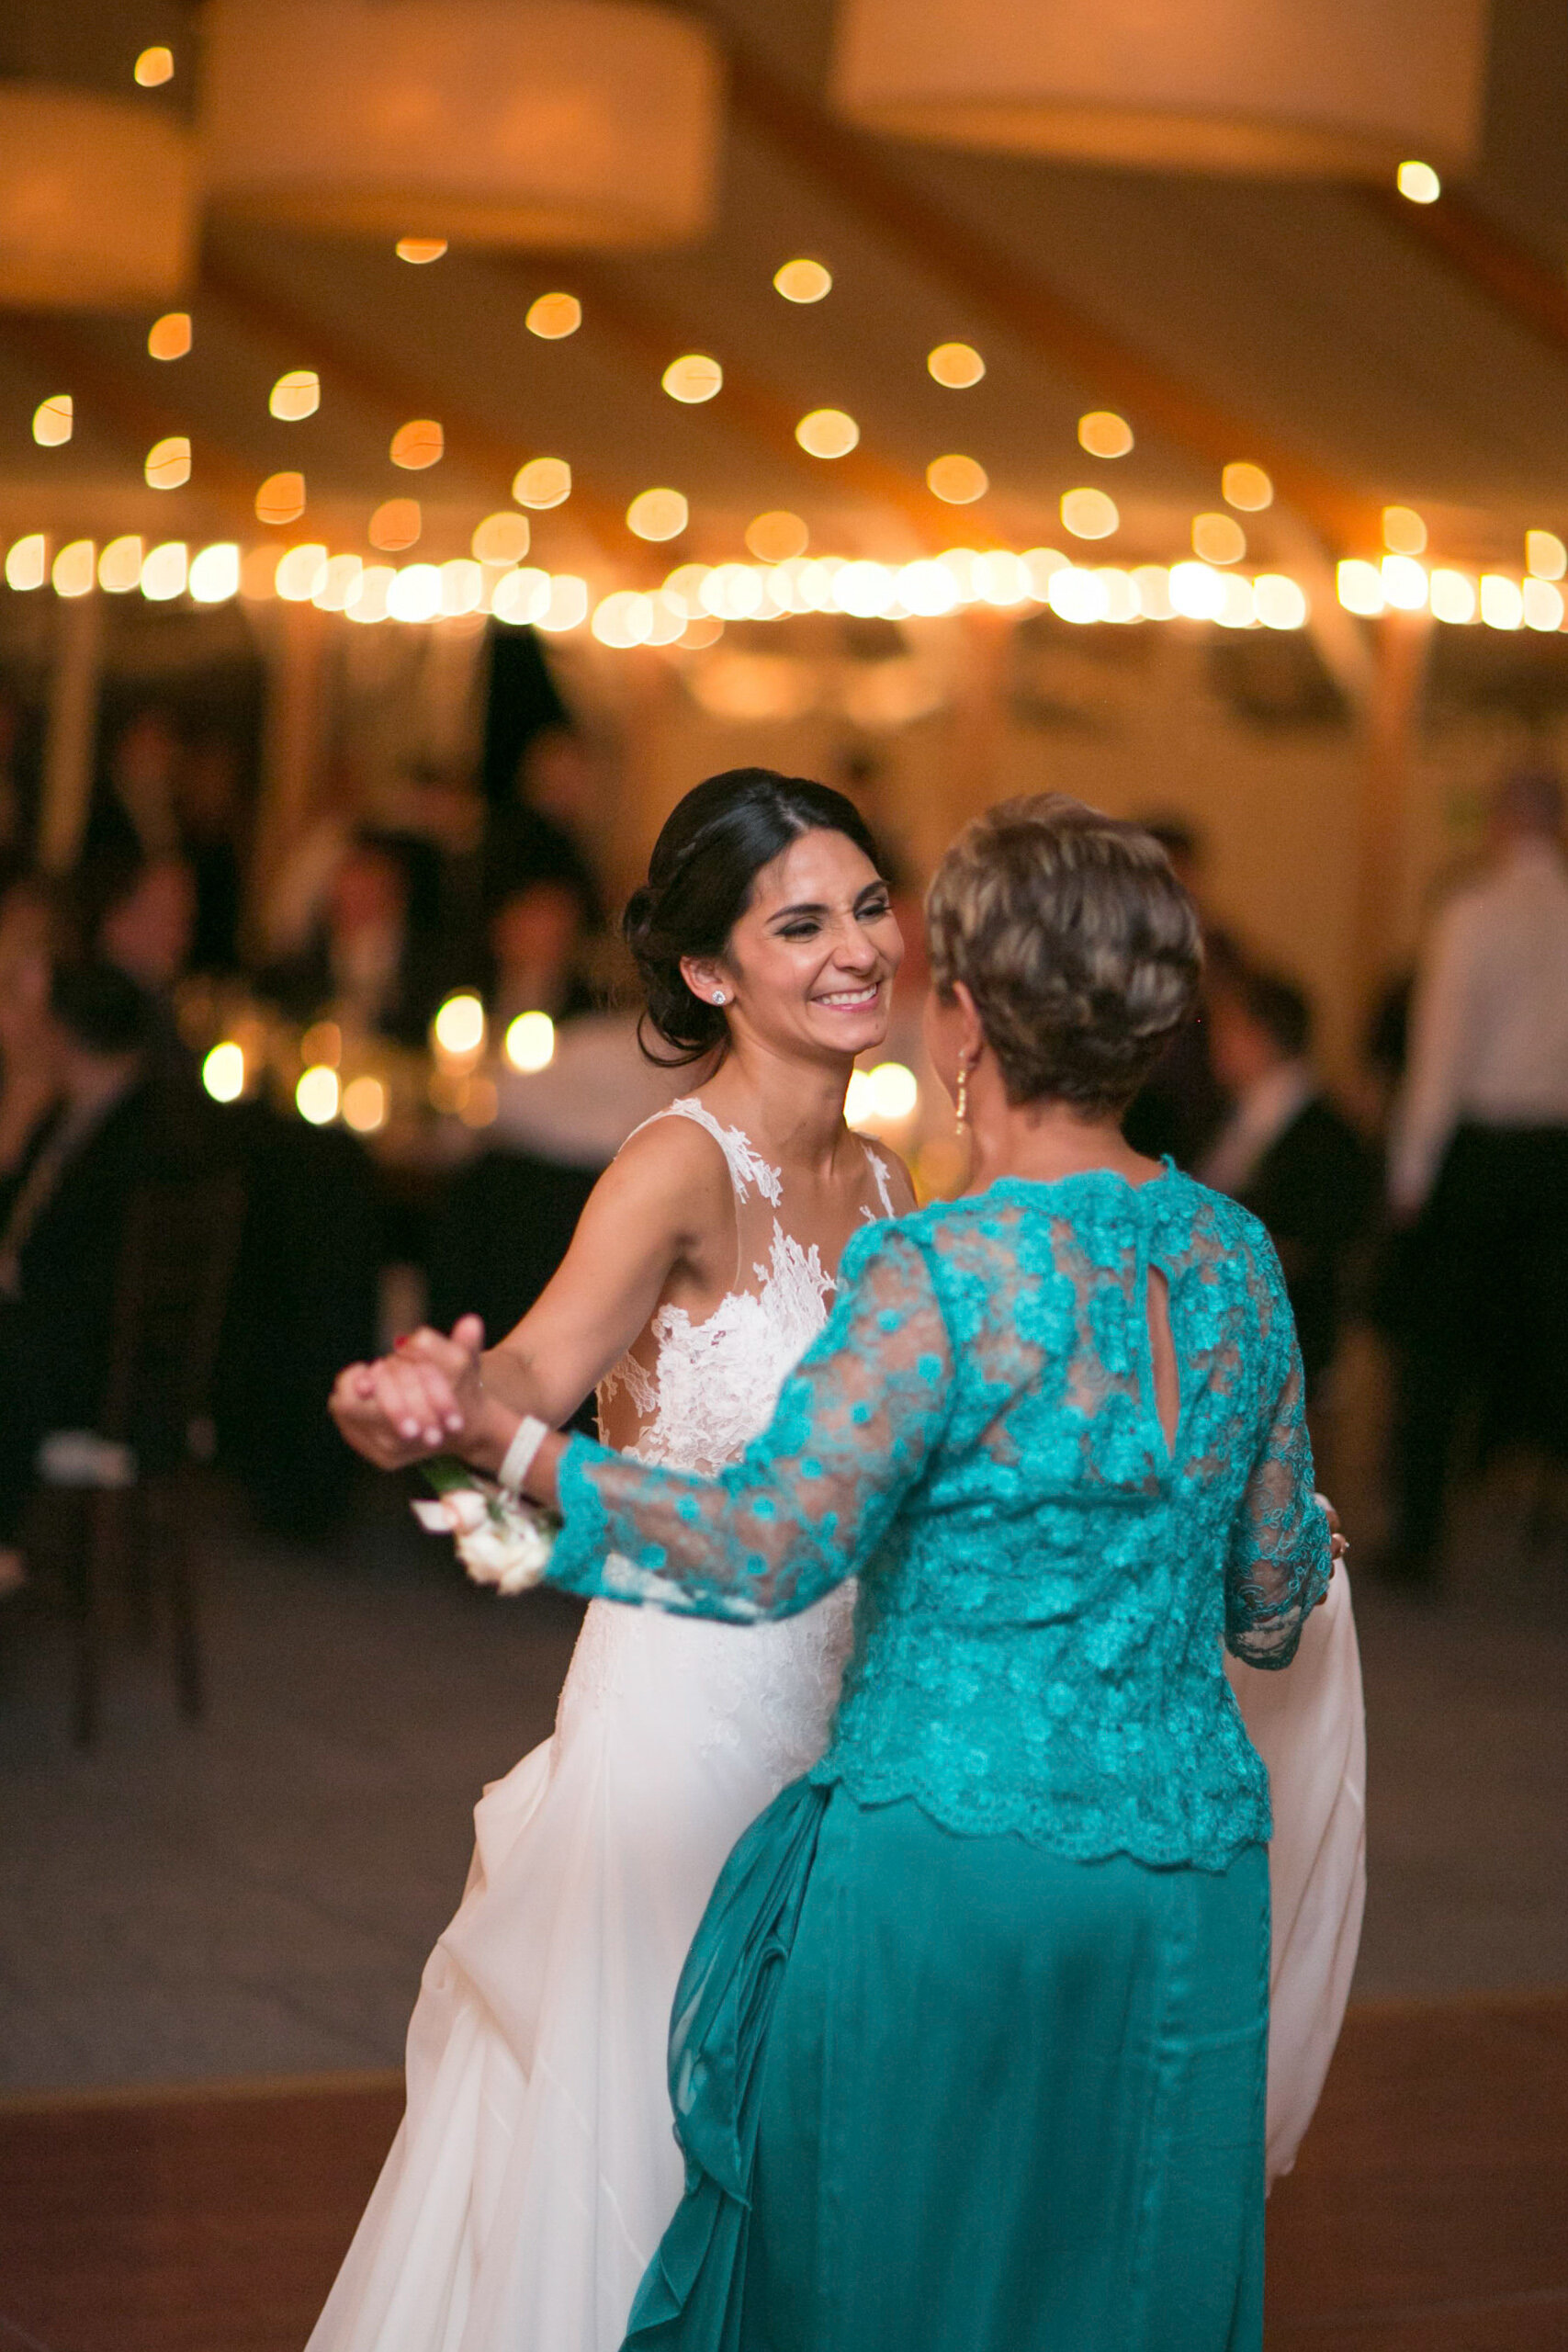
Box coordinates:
[1358,180,1568,377]
[707,25,1377,549]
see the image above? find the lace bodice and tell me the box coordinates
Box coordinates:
[551,1169,1331,1872]
[597,1097,895,1477]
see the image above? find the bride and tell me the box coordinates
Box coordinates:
[320,768,915,2352]
[320,770,1364,2352]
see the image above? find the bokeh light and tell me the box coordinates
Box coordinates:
[1254,573,1309,629]
[296,1066,339,1125]
[774,259,831,302]
[1222,462,1273,511]
[1397,160,1441,203]
[140,542,187,601]
[148,312,191,361]
[627,487,689,541]
[276,544,329,602]
[341,1075,388,1132]
[662,353,723,402]
[928,454,988,503]
[1481,574,1523,629]
[526,291,581,337]
[1061,487,1118,539]
[795,409,859,458]
[98,537,143,593]
[592,590,655,647]
[513,457,572,508]
[491,567,552,625]
[1382,505,1427,555]
[1077,412,1134,458]
[145,435,190,489]
[1523,578,1563,631]
[1047,566,1110,624]
[311,554,362,612]
[51,541,96,599]
[1428,569,1477,624]
[189,542,241,604]
[433,993,486,1058]
[534,574,589,632]
[1336,560,1385,616]
[256,471,306,526]
[928,343,985,388]
[388,563,443,623]
[32,396,73,447]
[471,512,531,565]
[270,369,320,422]
[505,1012,557,1073]
[1526,530,1566,581]
[396,237,448,265]
[368,498,421,551]
[1382,555,1428,610]
[4,537,45,592]
[202,1042,245,1103]
[1191,513,1246,565]
[1168,560,1226,620]
[746,511,808,563]
[134,45,174,85]
[390,419,444,469]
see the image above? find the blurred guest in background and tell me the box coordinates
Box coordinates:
[73,848,199,1095]
[1384,766,1568,1584]
[175,735,246,976]
[0,963,190,1589]
[1123,815,1241,1168]
[260,831,452,1048]
[481,728,604,931]
[0,875,61,1188]
[0,686,40,865]
[1204,967,1377,1396]
[481,865,597,1033]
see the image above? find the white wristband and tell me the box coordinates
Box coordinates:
[498,1414,550,1494]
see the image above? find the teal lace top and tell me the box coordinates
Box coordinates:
[550,1170,1330,1871]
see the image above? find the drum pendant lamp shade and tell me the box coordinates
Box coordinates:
[831,0,1490,177]
[0,87,196,309]
[200,0,723,246]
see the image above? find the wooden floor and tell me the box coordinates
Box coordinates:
[0,1990,1562,2352]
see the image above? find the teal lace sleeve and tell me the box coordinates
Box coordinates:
[1224,1242,1331,1668]
[549,1226,953,1622]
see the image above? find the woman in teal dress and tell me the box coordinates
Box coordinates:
[459,796,1331,2351]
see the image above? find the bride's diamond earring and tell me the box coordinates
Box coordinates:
[712,991,726,1005]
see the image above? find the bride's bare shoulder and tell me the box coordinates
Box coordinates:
[593,1107,735,1238]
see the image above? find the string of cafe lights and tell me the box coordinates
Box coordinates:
[8,107,1564,646]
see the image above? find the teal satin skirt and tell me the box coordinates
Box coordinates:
[626,1780,1269,2352]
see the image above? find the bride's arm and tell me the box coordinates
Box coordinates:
[329,1119,731,1470]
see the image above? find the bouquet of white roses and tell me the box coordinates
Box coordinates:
[412,1457,556,1594]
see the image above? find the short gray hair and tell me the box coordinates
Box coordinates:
[927,796,1202,1113]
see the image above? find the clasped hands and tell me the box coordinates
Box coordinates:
[330,1314,509,1471]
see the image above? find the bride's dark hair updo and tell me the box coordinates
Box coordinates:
[624,768,883,1065]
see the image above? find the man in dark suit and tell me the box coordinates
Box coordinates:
[1201,967,1378,1395]
[0,963,209,1576]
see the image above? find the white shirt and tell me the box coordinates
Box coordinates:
[1390,840,1568,1212]
[1200,1060,1317,1199]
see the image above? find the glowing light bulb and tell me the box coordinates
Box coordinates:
[387,563,443,623]
[1336,560,1386,616]
[390,420,443,469]
[1168,561,1226,620]
[98,537,142,593]
[341,1075,388,1132]
[148,312,191,361]
[1480,575,1523,630]
[1382,505,1427,555]
[189,543,241,603]
[1077,411,1133,458]
[202,1042,245,1103]
[504,1011,556,1072]
[270,370,320,422]
[927,454,988,503]
[256,471,306,526]
[4,537,46,592]
[145,435,190,490]
[795,410,859,459]
[296,1066,339,1125]
[140,542,187,601]
[471,513,530,565]
[368,498,421,551]
[275,544,329,602]
[896,559,961,616]
[1381,555,1428,610]
[745,512,808,563]
[513,458,571,509]
[1191,513,1246,565]
[626,488,689,542]
[433,993,486,1057]
[1523,578,1563,632]
[1526,530,1567,581]
[928,343,985,388]
[1428,569,1476,624]
[1060,488,1118,540]
[662,354,723,403]
[526,291,581,337]
[1222,463,1273,512]
[1253,574,1309,629]
[51,540,96,598]
[1048,566,1110,624]
[774,259,831,302]
[1397,160,1440,204]
[134,45,174,85]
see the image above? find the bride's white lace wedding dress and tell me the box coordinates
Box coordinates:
[306,1101,896,2352]
[307,1104,1365,2351]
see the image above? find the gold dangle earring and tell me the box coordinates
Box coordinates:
[954,1057,970,1130]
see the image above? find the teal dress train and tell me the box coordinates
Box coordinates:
[544,1170,1330,2352]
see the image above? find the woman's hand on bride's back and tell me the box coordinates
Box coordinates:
[330,1313,489,1467]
